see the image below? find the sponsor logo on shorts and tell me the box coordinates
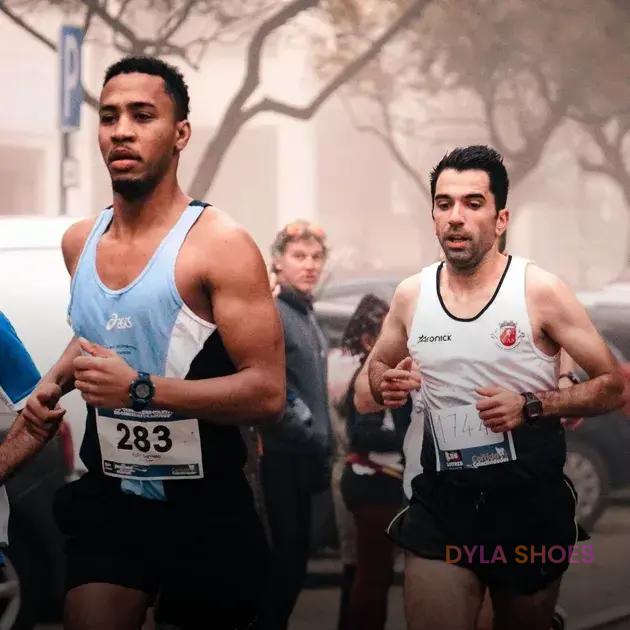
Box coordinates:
[444,450,463,468]
[106,313,133,331]
[491,320,524,349]
[416,333,452,343]
[471,447,509,468]
[445,544,594,565]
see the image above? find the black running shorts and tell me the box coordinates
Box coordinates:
[54,473,269,629]
[387,472,586,595]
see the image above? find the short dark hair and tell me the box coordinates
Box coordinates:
[430,145,509,211]
[103,56,190,121]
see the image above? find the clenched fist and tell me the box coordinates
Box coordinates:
[74,338,137,409]
[380,357,422,408]
[22,382,65,442]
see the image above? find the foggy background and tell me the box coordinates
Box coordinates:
[1,1,629,629]
[0,0,629,286]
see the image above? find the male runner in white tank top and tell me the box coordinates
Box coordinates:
[354,145,624,630]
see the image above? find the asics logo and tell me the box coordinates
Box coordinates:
[105,313,133,331]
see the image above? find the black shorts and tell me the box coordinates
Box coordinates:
[54,473,269,629]
[387,473,587,595]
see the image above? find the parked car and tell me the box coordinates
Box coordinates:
[0,216,87,629]
[315,275,630,530]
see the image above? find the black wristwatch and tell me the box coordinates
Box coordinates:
[558,371,581,386]
[129,372,155,411]
[521,392,543,424]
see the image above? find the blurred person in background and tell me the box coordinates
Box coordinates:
[259,221,332,630]
[0,312,64,556]
[327,346,359,630]
[338,294,411,630]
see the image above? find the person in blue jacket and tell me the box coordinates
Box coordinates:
[0,311,64,553]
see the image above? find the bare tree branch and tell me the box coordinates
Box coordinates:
[82,4,94,35]
[187,0,319,197]
[242,0,431,122]
[0,3,100,111]
[81,0,138,45]
[159,0,195,41]
[0,2,55,50]
[340,94,427,194]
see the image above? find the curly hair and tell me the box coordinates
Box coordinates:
[104,56,190,121]
[340,294,389,362]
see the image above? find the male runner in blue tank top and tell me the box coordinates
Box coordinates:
[21,56,285,630]
[354,145,624,630]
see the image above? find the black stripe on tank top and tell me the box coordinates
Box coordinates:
[436,255,512,323]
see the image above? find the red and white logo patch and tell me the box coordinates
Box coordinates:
[492,320,524,349]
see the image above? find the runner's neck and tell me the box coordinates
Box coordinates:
[110,181,191,240]
[442,249,508,298]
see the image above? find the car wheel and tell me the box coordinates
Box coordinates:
[0,552,21,630]
[0,531,37,630]
[564,439,610,531]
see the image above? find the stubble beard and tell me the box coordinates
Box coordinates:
[112,173,160,202]
[440,235,492,274]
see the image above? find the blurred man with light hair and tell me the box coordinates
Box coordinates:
[260,220,332,630]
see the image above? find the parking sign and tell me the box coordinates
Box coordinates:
[60,26,83,131]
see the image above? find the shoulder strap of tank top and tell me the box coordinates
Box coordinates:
[419,261,442,309]
[67,207,114,327]
[160,200,209,256]
[493,255,529,307]
[69,207,113,293]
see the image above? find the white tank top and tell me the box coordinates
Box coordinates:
[405,255,564,487]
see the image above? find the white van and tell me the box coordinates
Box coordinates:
[0,215,87,469]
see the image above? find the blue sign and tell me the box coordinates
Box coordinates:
[60,26,83,130]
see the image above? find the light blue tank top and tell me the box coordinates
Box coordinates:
[68,201,217,500]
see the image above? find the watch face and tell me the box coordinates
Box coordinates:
[135,383,152,400]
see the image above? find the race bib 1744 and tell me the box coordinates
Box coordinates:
[428,403,517,471]
[97,409,204,480]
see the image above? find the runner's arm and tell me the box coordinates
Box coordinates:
[355,279,417,413]
[11,219,97,444]
[0,313,47,481]
[149,226,285,425]
[35,218,97,396]
[533,271,624,417]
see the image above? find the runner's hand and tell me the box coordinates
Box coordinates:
[21,383,65,442]
[74,338,137,409]
[380,357,421,408]
[475,386,525,432]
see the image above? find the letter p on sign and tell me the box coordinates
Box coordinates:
[60,26,83,131]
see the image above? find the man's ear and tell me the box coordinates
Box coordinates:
[174,120,191,152]
[496,208,510,236]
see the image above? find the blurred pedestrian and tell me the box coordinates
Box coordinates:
[0,311,62,550]
[327,347,360,630]
[338,294,411,630]
[259,220,332,630]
